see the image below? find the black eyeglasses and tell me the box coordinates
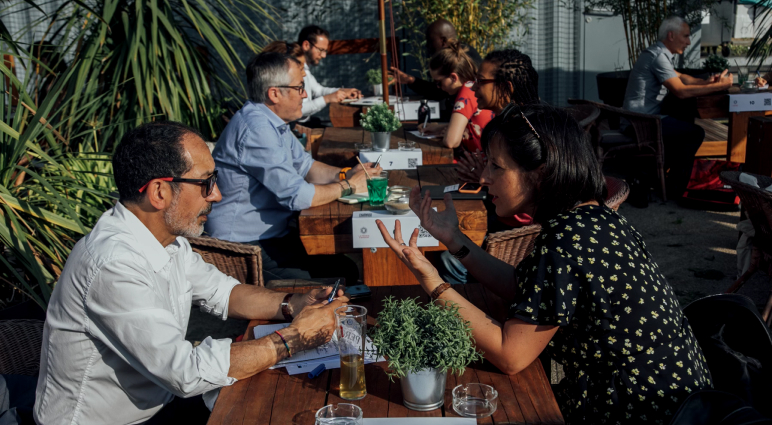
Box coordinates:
[473,78,496,86]
[309,41,328,54]
[276,81,306,94]
[138,170,218,197]
[500,103,541,140]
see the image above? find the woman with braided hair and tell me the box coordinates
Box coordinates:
[458,48,540,184]
[419,40,495,156]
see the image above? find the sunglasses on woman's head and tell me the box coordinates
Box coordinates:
[499,102,541,141]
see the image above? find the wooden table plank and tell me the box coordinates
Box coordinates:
[208,284,563,424]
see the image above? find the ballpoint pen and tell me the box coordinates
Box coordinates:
[327,279,341,303]
[420,114,429,136]
[374,154,383,168]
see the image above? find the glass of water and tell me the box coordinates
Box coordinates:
[315,403,363,425]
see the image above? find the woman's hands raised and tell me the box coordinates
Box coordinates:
[409,186,462,247]
[375,219,444,294]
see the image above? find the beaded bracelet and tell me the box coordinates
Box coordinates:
[275,330,292,358]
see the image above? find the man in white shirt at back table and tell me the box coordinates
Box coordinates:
[298,25,361,127]
[33,121,347,425]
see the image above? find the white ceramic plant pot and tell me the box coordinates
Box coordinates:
[370,132,391,152]
[399,368,447,411]
[373,84,383,96]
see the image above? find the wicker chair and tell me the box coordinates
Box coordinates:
[0,319,44,376]
[568,98,667,201]
[187,236,264,286]
[719,171,772,325]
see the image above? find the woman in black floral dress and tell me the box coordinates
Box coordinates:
[376,103,712,424]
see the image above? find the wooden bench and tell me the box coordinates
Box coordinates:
[695,118,729,158]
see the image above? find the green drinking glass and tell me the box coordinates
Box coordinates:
[367,171,389,206]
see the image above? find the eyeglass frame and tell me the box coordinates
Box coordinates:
[473,78,496,86]
[308,41,328,55]
[137,170,219,197]
[275,81,306,94]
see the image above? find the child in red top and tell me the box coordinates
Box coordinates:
[419,41,494,157]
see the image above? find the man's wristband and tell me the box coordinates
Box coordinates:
[431,282,452,300]
[339,181,353,197]
[280,293,293,321]
[450,244,471,261]
[339,167,351,181]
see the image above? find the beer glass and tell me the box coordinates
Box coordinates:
[335,305,368,400]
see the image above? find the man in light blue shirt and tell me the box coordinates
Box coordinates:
[206,52,379,283]
[623,16,732,198]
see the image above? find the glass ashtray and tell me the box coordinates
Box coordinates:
[452,383,498,418]
[384,185,411,214]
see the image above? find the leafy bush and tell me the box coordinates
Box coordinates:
[729,44,749,58]
[360,103,401,133]
[369,296,483,380]
[703,54,730,73]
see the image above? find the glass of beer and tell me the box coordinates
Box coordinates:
[335,305,368,400]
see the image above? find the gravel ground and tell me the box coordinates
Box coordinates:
[186,198,771,343]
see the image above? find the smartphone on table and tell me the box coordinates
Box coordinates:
[344,284,372,300]
[459,182,482,194]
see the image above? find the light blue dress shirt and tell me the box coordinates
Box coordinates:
[206,102,316,242]
[623,41,679,116]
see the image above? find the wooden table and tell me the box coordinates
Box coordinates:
[208,284,565,425]
[315,126,454,168]
[694,88,772,163]
[299,165,487,287]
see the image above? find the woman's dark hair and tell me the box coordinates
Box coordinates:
[428,39,477,82]
[113,121,202,204]
[481,102,606,223]
[483,49,539,108]
[298,25,330,45]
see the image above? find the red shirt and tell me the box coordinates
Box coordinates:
[453,82,495,153]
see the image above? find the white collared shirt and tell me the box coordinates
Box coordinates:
[300,63,339,121]
[34,202,239,425]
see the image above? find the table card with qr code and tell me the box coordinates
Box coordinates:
[729,93,772,112]
[352,209,439,248]
[360,149,422,170]
[444,184,460,193]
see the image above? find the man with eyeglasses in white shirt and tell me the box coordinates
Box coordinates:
[33,121,348,425]
[297,25,361,127]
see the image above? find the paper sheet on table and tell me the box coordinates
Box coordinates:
[253,323,384,372]
[406,130,440,140]
[364,419,476,424]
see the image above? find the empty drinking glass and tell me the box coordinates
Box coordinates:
[315,403,363,425]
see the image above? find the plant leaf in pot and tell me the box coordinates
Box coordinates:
[360,103,401,152]
[368,296,484,410]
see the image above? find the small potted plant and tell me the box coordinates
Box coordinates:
[369,296,483,411]
[360,103,401,152]
[703,54,729,75]
[366,68,392,96]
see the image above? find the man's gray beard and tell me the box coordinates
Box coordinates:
[164,195,211,238]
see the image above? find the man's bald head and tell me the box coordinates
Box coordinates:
[426,19,457,56]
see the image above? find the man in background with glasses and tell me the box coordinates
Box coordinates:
[206,52,379,286]
[297,25,361,127]
[35,120,348,425]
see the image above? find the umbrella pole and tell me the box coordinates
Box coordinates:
[378,0,389,106]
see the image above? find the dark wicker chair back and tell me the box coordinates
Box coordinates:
[568,98,667,201]
[0,319,44,376]
[187,236,264,286]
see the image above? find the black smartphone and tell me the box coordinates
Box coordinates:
[344,284,372,300]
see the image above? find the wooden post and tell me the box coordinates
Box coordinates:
[378,0,389,106]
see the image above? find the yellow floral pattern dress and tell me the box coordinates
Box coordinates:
[508,205,712,424]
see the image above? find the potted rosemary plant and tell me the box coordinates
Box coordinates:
[360,103,401,152]
[369,297,483,411]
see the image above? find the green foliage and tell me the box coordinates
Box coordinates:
[729,43,749,58]
[360,103,401,133]
[0,60,116,309]
[366,68,392,85]
[703,54,729,73]
[369,296,483,380]
[580,0,721,69]
[397,0,534,78]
